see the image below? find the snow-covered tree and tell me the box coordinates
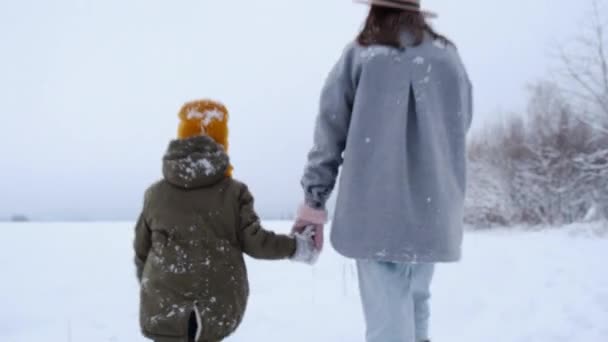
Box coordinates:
[466,82,607,226]
[557,0,608,134]
[511,83,595,225]
[466,0,607,227]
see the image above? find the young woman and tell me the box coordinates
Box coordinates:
[293,1,473,341]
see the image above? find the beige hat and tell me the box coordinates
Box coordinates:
[353,0,437,18]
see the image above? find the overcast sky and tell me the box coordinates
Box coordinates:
[0,0,588,221]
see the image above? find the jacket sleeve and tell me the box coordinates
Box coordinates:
[465,75,474,132]
[237,184,296,259]
[134,191,152,282]
[301,43,359,209]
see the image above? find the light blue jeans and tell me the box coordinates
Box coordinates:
[357,260,435,342]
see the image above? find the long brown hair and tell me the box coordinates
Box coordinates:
[357,6,451,49]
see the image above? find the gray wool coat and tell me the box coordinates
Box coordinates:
[301,33,473,263]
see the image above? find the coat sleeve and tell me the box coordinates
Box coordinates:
[237,184,296,260]
[301,43,359,209]
[465,75,474,132]
[134,191,152,282]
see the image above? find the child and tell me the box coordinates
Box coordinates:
[134,100,317,342]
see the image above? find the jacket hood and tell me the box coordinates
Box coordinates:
[162,135,230,189]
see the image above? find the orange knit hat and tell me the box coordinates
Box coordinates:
[177,99,233,176]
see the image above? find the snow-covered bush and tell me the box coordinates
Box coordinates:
[466,1,607,227]
[465,125,514,228]
[466,82,608,227]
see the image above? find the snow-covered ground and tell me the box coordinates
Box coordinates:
[1,221,607,342]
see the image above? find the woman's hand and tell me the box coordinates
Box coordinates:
[292,204,328,250]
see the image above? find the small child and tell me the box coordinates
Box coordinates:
[133,100,317,342]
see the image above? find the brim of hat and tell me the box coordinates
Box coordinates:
[353,0,438,18]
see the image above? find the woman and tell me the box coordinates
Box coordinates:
[293,1,473,341]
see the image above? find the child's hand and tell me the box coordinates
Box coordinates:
[293,221,324,251]
[291,226,320,265]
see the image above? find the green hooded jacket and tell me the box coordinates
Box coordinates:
[134,135,296,342]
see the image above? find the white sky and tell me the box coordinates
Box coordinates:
[0,0,587,220]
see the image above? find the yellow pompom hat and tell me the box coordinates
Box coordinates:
[177,99,233,176]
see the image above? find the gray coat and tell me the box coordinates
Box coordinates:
[301,33,473,263]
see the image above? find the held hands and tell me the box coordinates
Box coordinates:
[291,226,320,265]
[290,203,328,264]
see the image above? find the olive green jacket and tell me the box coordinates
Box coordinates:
[134,136,296,342]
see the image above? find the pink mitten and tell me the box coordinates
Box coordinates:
[293,204,328,250]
